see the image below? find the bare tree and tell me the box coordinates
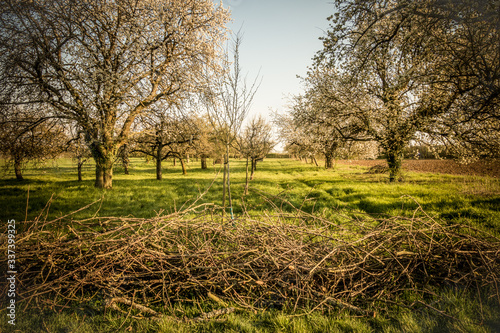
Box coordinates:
[0,0,229,188]
[204,32,260,216]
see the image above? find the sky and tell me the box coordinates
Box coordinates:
[219,0,335,123]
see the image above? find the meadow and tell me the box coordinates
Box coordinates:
[1,157,499,232]
[1,157,500,332]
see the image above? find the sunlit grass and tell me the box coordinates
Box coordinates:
[1,157,499,233]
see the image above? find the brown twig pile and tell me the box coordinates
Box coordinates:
[2,200,499,320]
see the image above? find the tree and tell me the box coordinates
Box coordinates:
[275,94,378,169]
[67,124,92,181]
[190,114,218,170]
[239,115,275,194]
[132,107,195,180]
[0,0,230,188]
[312,32,448,180]
[273,111,318,163]
[312,0,499,181]
[0,105,66,180]
[119,144,131,175]
[283,94,344,169]
[204,32,260,215]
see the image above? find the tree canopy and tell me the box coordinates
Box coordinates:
[287,0,500,180]
[0,0,230,188]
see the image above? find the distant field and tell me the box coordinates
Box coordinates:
[337,158,500,178]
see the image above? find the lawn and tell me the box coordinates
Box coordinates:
[1,157,500,332]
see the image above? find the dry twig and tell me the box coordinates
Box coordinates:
[1,200,499,320]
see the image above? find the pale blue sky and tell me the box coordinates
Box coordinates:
[220,0,334,121]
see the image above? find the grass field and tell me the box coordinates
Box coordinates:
[1,157,499,232]
[1,157,500,332]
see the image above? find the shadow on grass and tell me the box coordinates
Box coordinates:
[472,197,500,212]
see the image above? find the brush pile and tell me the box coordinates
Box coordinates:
[1,199,499,319]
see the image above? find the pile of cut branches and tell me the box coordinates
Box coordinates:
[1,200,499,320]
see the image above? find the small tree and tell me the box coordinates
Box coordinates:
[67,124,92,181]
[204,32,260,216]
[190,115,218,169]
[273,111,316,163]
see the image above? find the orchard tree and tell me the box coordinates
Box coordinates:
[239,115,275,193]
[118,144,131,175]
[67,124,92,181]
[190,114,218,169]
[133,106,195,180]
[284,94,345,169]
[304,61,442,181]
[0,0,229,188]
[313,0,499,180]
[0,106,66,180]
[273,110,320,165]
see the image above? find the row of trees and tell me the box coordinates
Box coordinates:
[276,0,499,181]
[0,103,275,182]
[0,0,275,188]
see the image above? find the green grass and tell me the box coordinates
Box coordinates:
[1,157,499,233]
[1,157,500,332]
[3,287,499,332]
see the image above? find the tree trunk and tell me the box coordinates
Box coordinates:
[121,144,130,175]
[154,147,163,180]
[201,156,207,169]
[325,154,334,169]
[250,158,256,180]
[77,158,83,182]
[226,146,233,219]
[244,156,249,195]
[156,158,162,180]
[94,153,113,189]
[95,163,104,188]
[222,155,227,207]
[386,149,403,182]
[14,158,23,180]
[179,157,187,175]
[103,164,113,189]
